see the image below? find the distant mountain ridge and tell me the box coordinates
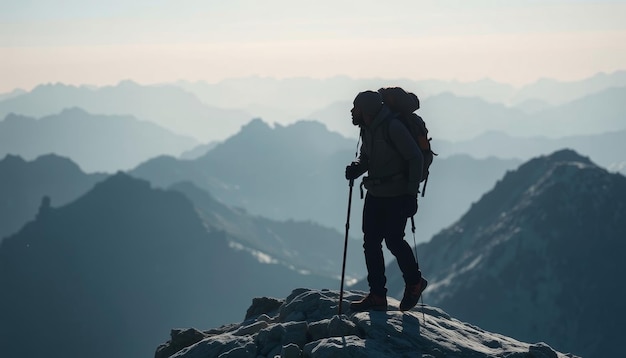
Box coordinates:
[0,107,197,172]
[1,71,624,143]
[311,85,626,141]
[378,149,626,358]
[176,73,626,141]
[132,118,357,229]
[0,88,26,102]
[174,70,626,120]
[0,80,254,142]
[0,153,106,240]
[434,128,626,176]
[511,70,626,105]
[131,118,522,244]
[0,172,336,358]
[529,86,626,137]
[3,88,622,175]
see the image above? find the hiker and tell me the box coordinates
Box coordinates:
[345,90,428,312]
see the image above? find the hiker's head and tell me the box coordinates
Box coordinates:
[352,90,382,126]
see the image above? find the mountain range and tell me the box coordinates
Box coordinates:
[0,151,366,281]
[0,172,337,358]
[435,129,626,175]
[0,80,253,142]
[173,70,626,121]
[0,148,516,288]
[1,71,625,144]
[373,149,626,358]
[0,148,520,300]
[4,109,619,249]
[0,73,623,181]
[308,86,626,141]
[1,73,624,357]
[0,108,197,172]
[129,118,522,245]
[1,148,621,357]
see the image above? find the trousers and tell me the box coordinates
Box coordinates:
[362,193,421,296]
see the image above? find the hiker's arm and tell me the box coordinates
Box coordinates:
[352,145,370,177]
[388,120,423,194]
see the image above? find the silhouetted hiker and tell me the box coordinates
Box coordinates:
[345,90,427,312]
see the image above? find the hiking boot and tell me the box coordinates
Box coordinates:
[400,277,428,311]
[350,293,388,312]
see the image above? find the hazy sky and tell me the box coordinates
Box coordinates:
[1,0,625,92]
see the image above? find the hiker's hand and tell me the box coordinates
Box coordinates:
[345,162,361,180]
[403,194,418,217]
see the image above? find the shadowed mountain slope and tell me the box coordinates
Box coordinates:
[381,149,626,358]
[131,118,521,244]
[0,172,335,358]
[169,181,365,281]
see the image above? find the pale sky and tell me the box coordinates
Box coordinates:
[1,0,625,93]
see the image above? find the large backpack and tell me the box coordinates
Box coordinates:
[378,87,436,197]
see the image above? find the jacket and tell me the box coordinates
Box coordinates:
[355,105,423,197]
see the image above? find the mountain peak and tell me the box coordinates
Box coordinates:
[117,79,140,87]
[0,153,83,174]
[536,148,594,166]
[461,149,601,225]
[88,171,153,198]
[58,107,90,117]
[241,117,272,132]
[33,82,72,90]
[2,112,31,122]
[0,153,25,165]
[62,171,181,219]
[155,288,577,358]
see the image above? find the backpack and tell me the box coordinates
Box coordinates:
[378,87,436,197]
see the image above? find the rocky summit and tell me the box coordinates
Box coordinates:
[155,288,578,358]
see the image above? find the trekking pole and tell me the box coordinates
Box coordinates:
[338,178,355,315]
[410,216,419,273]
[410,216,427,326]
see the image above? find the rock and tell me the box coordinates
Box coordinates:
[156,289,580,358]
[529,342,558,358]
[257,324,286,356]
[307,319,330,341]
[154,328,207,358]
[281,343,302,358]
[246,297,284,320]
[282,321,309,348]
[327,315,357,337]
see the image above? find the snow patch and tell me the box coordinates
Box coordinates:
[228,241,278,264]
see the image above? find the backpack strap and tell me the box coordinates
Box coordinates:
[421,176,429,197]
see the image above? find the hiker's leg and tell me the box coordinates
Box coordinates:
[383,196,422,285]
[362,193,387,296]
